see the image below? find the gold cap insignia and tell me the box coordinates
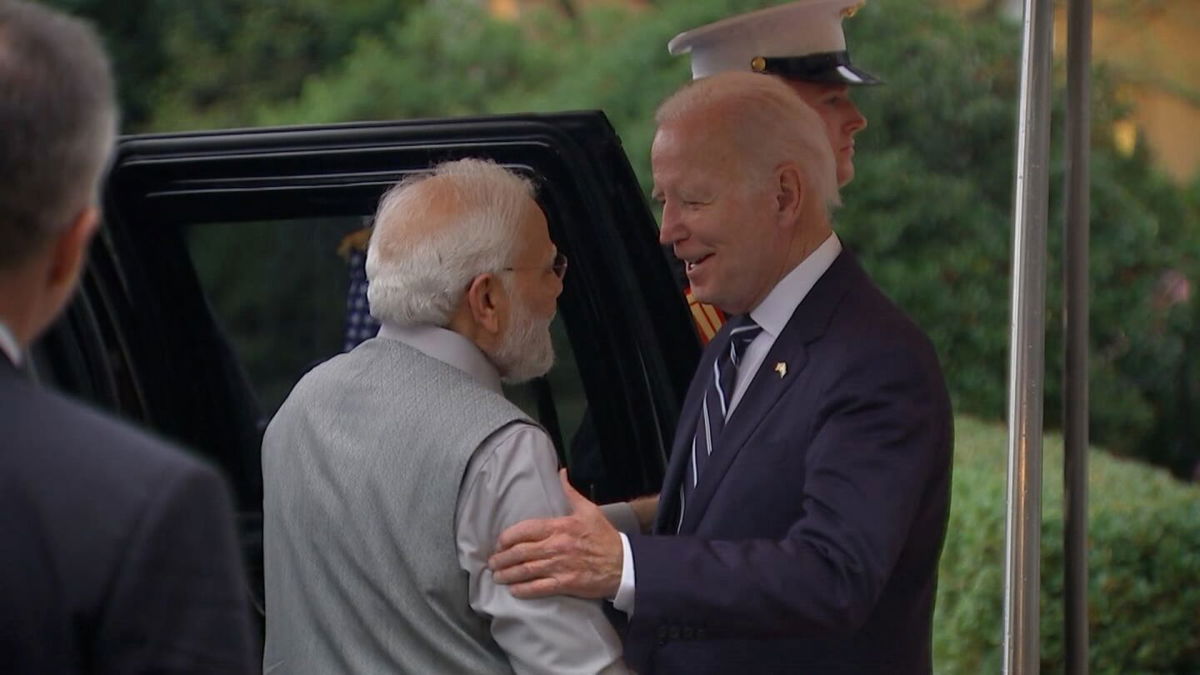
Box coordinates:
[750,56,767,72]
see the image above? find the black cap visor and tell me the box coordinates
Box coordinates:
[758,50,882,86]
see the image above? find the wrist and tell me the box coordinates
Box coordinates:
[629,495,659,533]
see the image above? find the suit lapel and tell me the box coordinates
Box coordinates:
[653,330,729,534]
[0,350,19,379]
[677,251,863,532]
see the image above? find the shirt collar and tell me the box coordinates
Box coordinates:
[376,322,503,395]
[0,319,22,367]
[749,232,842,338]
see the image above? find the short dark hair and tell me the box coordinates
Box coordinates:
[0,0,117,270]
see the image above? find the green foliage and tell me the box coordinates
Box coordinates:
[257,0,561,125]
[46,0,420,131]
[937,417,1200,673]
[147,0,421,130]
[484,0,757,189]
[836,3,1200,476]
[66,0,1200,472]
[42,0,188,127]
[840,4,1031,424]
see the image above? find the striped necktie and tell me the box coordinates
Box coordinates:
[678,316,762,530]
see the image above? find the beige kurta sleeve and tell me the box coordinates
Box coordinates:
[455,422,630,675]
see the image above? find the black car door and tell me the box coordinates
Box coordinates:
[31,110,702,614]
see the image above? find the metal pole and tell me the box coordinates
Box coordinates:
[1003,0,1054,672]
[1063,0,1092,671]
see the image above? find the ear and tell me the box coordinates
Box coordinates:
[464,272,506,337]
[774,163,805,226]
[46,206,100,291]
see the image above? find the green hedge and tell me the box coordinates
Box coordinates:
[935,417,1200,673]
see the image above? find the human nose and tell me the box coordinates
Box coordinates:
[658,202,685,245]
[846,102,867,135]
[551,264,564,299]
[551,251,568,281]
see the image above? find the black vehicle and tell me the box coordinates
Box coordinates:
[29,111,705,621]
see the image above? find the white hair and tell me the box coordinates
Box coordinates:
[366,158,536,326]
[656,71,841,212]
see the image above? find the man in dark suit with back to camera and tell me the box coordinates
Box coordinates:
[490,68,953,673]
[0,2,256,672]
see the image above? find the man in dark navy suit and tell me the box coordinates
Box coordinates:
[0,2,255,672]
[489,71,952,674]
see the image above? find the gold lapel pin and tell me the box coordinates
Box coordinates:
[774,362,787,378]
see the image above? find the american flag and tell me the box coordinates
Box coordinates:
[342,247,380,352]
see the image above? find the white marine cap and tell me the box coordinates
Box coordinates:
[668,0,881,85]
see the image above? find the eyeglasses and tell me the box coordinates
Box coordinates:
[502,251,568,280]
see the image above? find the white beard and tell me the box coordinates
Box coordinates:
[490,295,555,385]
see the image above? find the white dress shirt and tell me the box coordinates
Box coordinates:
[379,323,629,675]
[610,233,843,615]
[0,319,21,367]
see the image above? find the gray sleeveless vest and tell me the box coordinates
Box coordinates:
[262,337,528,674]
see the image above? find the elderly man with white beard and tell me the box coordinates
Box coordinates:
[260,158,629,675]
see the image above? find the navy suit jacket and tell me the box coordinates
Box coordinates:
[625,251,953,674]
[0,355,256,673]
